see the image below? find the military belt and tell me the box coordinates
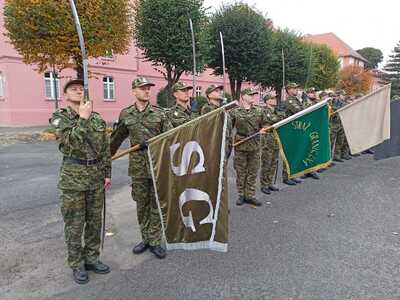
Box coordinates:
[63,156,100,166]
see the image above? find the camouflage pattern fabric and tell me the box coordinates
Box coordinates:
[61,189,104,268]
[260,107,281,187]
[166,103,194,128]
[231,106,268,199]
[110,103,172,178]
[50,107,110,269]
[110,103,172,246]
[285,95,305,116]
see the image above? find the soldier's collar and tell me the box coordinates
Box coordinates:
[66,106,79,119]
[134,102,151,113]
[175,103,191,114]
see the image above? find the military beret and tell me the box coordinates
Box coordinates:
[63,79,84,93]
[206,84,224,96]
[241,88,258,96]
[132,77,155,89]
[172,81,193,92]
[286,82,299,89]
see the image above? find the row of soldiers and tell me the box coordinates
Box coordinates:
[50,77,366,284]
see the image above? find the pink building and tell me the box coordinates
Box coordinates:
[0,2,232,126]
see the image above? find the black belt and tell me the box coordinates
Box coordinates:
[63,156,100,166]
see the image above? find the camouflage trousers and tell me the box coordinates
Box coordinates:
[61,188,104,269]
[330,123,345,159]
[234,149,260,199]
[131,178,161,246]
[340,133,350,156]
[260,145,279,187]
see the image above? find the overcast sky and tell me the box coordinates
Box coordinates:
[203,0,399,67]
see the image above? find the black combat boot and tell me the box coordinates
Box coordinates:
[132,241,149,254]
[85,261,111,274]
[72,265,89,284]
[244,197,262,206]
[268,185,279,192]
[236,195,245,206]
[260,187,271,195]
[150,245,166,259]
[283,179,296,186]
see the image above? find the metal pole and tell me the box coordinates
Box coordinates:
[189,19,196,100]
[220,32,226,103]
[52,65,59,110]
[69,0,89,102]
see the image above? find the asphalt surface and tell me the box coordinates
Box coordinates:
[1,140,400,299]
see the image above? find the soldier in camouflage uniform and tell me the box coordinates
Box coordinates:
[231,88,268,206]
[259,93,281,194]
[50,79,111,284]
[283,82,309,183]
[110,77,172,259]
[167,82,194,128]
[202,84,233,158]
[329,91,347,162]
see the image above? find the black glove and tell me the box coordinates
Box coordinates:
[139,141,148,150]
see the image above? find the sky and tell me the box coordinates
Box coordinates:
[203,0,399,67]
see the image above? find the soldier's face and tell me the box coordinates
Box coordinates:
[288,88,297,96]
[133,85,152,102]
[65,84,84,103]
[242,94,256,105]
[307,92,316,99]
[208,89,223,101]
[174,89,191,103]
[267,98,277,107]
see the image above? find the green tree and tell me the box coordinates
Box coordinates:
[3,0,133,78]
[134,0,207,106]
[383,41,400,98]
[306,43,340,90]
[257,29,308,100]
[356,47,383,69]
[206,3,273,100]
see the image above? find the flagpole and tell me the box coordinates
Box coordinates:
[220,32,226,103]
[112,101,239,160]
[69,0,89,102]
[233,99,330,148]
[189,19,196,100]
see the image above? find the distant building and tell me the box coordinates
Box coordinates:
[303,32,368,69]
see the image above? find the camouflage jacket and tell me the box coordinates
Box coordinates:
[110,103,172,178]
[166,103,194,128]
[50,106,111,191]
[286,95,305,116]
[201,103,233,158]
[261,107,281,149]
[230,106,269,152]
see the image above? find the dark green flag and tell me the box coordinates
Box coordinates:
[273,100,331,178]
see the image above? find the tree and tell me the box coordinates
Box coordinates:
[3,0,133,78]
[134,0,207,106]
[337,65,373,95]
[206,3,273,100]
[306,43,340,90]
[356,47,383,69]
[383,41,400,98]
[257,29,308,100]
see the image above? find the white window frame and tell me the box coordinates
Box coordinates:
[195,86,202,97]
[103,76,115,101]
[0,72,4,98]
[44,72,60,100]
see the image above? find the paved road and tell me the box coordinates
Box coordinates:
[1,140,400,299]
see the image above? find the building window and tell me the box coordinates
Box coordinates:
[0,73,4,98]
[103,76,115,100]
[359,61,364,68]
[348,57,354,65]
[44,72,60,100]
[195,86,202,97]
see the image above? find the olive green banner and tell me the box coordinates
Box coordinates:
[147,108,228,252]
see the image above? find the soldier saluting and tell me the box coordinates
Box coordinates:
[50,79,111,285]
[110,77,172,259]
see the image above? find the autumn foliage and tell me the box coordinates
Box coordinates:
[337,65,373,95]
[3,0,134,77]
